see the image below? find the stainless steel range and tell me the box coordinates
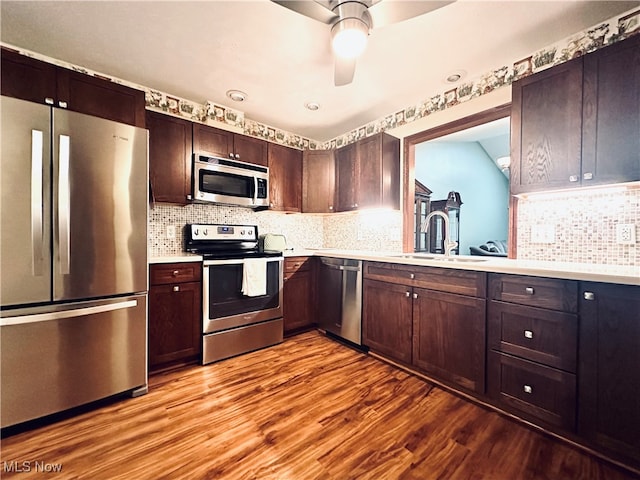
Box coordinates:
[186,223,283,364]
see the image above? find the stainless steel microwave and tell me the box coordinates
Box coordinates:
[192,154,269,208]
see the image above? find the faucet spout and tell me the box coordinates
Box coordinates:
[420,210,458,256]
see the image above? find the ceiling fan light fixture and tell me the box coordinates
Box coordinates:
[331,17,369,59]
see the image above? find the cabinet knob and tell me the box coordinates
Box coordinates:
[523,385,533,394]
[410,273,415,279]
[329,206,334,211]
[58,101,68,108]
[583,291,595,301]
[354,203,358,208]
[235,153,240,159]
[525,287,535,295]
[413,293,418,299]
[583,172,593,180]
[229,153,234,158]
[172,270,179,276]
[45,97,55,105]
[173,285,180,292]
[405,291,410,297]
[524,330,534,339]
[569,175,579,182]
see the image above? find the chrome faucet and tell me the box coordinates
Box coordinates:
[421,210,458,257]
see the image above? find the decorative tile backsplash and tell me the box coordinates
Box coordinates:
[149,204,402,257]
[517,187,640,265]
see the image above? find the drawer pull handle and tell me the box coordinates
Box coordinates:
[525,287,535,295]
[583,291,595,301]
[173,286,180,292]
[523,385,533,394]
[410,273,415,279]
[524,330,533,339]
[172,270,180,276]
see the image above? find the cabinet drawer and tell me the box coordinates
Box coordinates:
[150,262,202,285]
[488,351,576,430]
[488,301,577,372]
[285,257,311,273]
[364,261,486,297]
[489,274,577,312]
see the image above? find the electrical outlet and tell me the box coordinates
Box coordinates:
[530,224,555,244]
[166,225,176,240]
[616,223,636,244]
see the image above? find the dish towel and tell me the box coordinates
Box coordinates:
[241,258,268,297]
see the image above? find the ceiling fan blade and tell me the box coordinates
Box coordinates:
[368,0,454,28]
[271,1,337,24]
[334,56,356,86]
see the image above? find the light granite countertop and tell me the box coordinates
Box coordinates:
[150,250,639,286]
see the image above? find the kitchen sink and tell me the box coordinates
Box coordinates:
[391,254,488,263]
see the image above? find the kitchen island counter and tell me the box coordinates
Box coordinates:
[305,249,640,286]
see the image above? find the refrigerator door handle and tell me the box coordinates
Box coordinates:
[58,134,71,275]
[0,299,138,327]
[31,130,44,276]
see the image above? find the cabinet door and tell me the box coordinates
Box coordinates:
[362,279,413,364]
[579,282,640,464]
[147,111,193,205]
[56,68,146,127]
[1,48,56,105]
[283,269,313,333]
[302,150,335,213]
[582,35,640,185]
[413,288,486,394]
[510,57,583,194]
[193,123,233,158]
[357,135,383,208]
[234,134,268,166]
[335,143,358,211]
[148,281,202,369]
[268,143,302,212]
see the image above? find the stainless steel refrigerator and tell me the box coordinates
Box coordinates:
[0,96,149,428]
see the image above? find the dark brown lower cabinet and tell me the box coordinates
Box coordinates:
[283,257,314,334]
[413,288,486,394]
[362,278,413,364]
[149,263,202,371]
[579,282,640,465]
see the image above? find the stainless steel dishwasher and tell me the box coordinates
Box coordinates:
[317,257,363,345]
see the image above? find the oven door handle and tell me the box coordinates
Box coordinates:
[203,257,284,266]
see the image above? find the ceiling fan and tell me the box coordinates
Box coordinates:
[272,0,454,86]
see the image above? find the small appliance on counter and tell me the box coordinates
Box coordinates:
[185,224,284,364]
[258,233,287,253]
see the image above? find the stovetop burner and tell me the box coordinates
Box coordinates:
[185,223,282,259]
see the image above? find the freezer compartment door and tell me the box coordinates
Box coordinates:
[0,294,147,428]
[52,110,148,301]
[1,96,52,306]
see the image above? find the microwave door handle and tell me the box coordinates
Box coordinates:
[253,176,258,205]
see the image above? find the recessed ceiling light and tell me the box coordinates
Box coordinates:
[226,90,247,102]
[445,70,466,84]
[305,102,320,111]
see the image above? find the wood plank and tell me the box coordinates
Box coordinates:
[0,331,635,479]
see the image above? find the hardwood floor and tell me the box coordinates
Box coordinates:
[1,331,636,479]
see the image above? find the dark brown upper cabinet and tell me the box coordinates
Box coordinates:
[267,143,302,212]
[335,132,400,212]
[581,34,640,186]
[302,150,336,213]
[1,47,145,128]
[511,35,640,194]
[147,111,193,205]
[193,123,268,166]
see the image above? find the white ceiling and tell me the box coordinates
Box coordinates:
[1,1,638,142]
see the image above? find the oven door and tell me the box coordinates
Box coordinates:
[203,257,283,334]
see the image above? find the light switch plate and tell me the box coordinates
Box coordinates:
[530,224,555,244]
[616,224,636,244]
[166,225,176,240]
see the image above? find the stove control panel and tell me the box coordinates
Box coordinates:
[189,224,257,242]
